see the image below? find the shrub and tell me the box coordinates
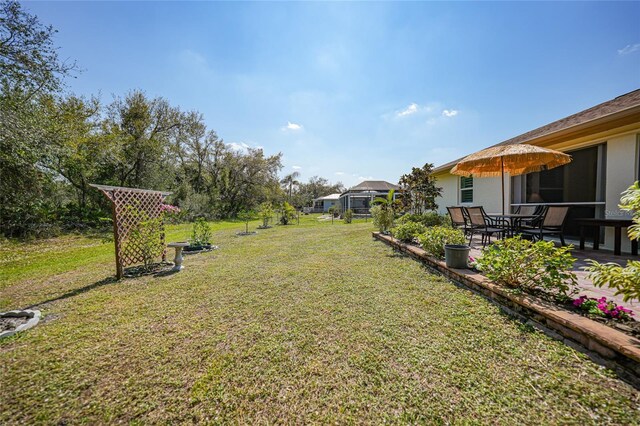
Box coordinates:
[279,202,297,225]
[586,182,640,302]
[371,204,394,233]
[343,209,353,224]
[476,236,577,300]
[393,222,427,243]
[397,212,446,227]
[190,217,212,247]
[573,296,634,321]
[417,226,466,258]
[584,260,640,302]
[258,202,274,228]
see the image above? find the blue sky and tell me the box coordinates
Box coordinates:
[27,1,640,187]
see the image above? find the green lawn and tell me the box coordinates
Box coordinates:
[1,216,638,424]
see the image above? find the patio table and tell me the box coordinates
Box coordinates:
[487,213,537,236]
[576,218,637,256]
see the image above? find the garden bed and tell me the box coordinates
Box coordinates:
[373,231,640,387]
[0,310,42,338]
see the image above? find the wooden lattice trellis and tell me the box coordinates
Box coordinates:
[91,184,171,278]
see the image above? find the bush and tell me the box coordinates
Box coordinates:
[586,182,640,302]
[417,226,466,258]
[279,202,297,225]
[397,212,447,227]
[476,236,577,300]
[258,202,274,228]
[343,209,353,224]
[371,204,394,233]
[190,217,212,247]
[584,260,640,302]
[392,222,427,243]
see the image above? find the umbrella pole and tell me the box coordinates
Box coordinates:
[501,156,505,215]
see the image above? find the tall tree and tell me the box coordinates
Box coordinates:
[280,171,300,201]
[398,163,442,214]
[0,0,78,237]
[103,90,182,188]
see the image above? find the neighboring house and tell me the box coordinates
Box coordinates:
[312,193,341,213]
[340,180,401,214]
[432,89,640,253]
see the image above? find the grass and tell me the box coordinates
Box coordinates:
[1,215,638,423]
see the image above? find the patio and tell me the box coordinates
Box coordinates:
[466,234,639,307]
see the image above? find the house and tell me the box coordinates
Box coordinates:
[339,180,401,214]
[432,89,640,253]
[312,193,341,213]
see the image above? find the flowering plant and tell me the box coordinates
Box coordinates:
[573,295,634,321]
[160,204,181,215]
[468,256,478,269]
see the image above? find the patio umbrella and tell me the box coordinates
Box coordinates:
[450,144,572,214]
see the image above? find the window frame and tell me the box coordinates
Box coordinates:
[459,176,474,204]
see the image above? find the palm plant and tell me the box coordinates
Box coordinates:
[280,172,300,201]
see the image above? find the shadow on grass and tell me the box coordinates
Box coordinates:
[24,276,119,310]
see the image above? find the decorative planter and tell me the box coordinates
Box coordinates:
[0,310,42,339]
[444,244,470,268]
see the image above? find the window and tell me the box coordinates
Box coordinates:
[460,176,473,203]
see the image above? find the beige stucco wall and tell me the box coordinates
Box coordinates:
[433,173,507,214]
[603,133,638,252]
[433,174,458,214]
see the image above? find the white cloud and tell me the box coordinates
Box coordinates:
[358,176,374,181]
[227,142,250,151]
[282,121,303,131]
[442,109,459,117]
[292,165,302,170]
[618,43,640,56]
[335,171,345,176]
[396,103,419,117]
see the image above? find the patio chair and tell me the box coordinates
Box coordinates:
[464,206,507,247]
[521,206,570,246]
[516,205,546,229]
[446,206,468,234]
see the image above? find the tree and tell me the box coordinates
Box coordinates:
[0,1,79,237]
[258,202,274,228]
[102,90,182,189]
[280,171,300,201]
[293,176,344,208]
[43,94,102,211]
[371,190,401,233]
[398,163,442,214]
[1,0,77,97]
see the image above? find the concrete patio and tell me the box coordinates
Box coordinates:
[468,235,639,308]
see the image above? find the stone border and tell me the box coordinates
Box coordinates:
[373,232,640,388]
[0,310,42,339]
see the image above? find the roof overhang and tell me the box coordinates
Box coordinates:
[432,103,640,176]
